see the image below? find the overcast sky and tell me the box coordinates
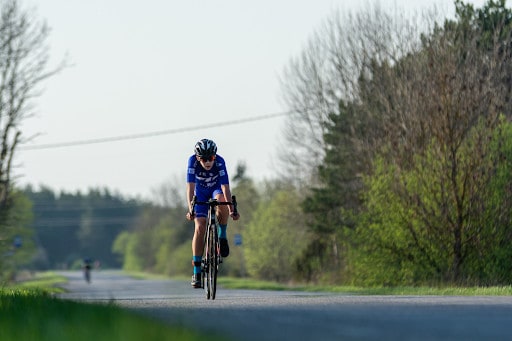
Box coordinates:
[17,0,488,200]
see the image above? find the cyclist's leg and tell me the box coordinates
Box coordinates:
[191,188,210,287]
[213,189,230,257]
[192,217,207,257]
[192,187,210,257]
[214,189,229,225]
[191,216,206,287]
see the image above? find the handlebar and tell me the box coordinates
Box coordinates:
[190,195,238,217]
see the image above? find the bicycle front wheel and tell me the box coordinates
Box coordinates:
[203,225,212,299]
[205,225,218,300]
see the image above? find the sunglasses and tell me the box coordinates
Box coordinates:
[199,155,216,162]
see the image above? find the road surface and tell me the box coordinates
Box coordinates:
[57,270,512,341]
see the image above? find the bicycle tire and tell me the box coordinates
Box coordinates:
[203,224,212,299]
[210,224,219,300]
[205,224,218,300]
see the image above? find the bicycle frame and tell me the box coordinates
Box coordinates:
[191,195,237,300]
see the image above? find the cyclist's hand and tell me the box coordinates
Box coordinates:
[186,211,195,221]
[230,211,240,221]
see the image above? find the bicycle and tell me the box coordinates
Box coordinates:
[191,195,237,300]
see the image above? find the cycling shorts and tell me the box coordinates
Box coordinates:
[194,185,223,218]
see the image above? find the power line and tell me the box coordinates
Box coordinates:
[32,216,139,228]
[20,110,292,151]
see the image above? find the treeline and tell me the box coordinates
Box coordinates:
[23,186,144,270]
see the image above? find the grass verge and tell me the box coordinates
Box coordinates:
[0,289,224,341]
[217,277,512,296]
[4,272,227,341]
[125,271,512,296]
[9,272,68,294]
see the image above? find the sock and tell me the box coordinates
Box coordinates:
[193,255,202,274]
[219,224,227,239]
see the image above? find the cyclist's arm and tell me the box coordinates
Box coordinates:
[186,156,198,219]
[221,183,239,220]
[186,182,195,216]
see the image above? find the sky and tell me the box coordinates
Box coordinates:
[16,0,488,201]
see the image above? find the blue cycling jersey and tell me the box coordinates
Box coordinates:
[187,154,230,217]
[187,154,229,188]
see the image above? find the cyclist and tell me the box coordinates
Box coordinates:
[82,257,93,283]
[186,138,240,288]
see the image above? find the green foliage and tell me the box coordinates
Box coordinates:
[112,198,193,276]
[453,0,512,50]
[0,191,36,282]
[461,119,512,283]
[353,157,449,286]
[112,231,143,271]
[220,173,260,277]
[152,215,192,276]
[244,188,309,282]
[352,119,512,286]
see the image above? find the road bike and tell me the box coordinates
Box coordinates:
[191,195,237,300]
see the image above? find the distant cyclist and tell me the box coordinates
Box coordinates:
[83,257,93,283]
[186,138,240,288]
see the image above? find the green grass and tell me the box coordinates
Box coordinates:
[2,272,227,341]
[10,272,68,293]
[126,271,512,296]
[298,285,512,295]
[217,277,512,296]
[0,289,224,341]
[218,277,296,291]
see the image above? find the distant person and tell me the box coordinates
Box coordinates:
[83,258,93,283]
[185,138,240,288]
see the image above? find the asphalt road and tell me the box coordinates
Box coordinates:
[57,270,512,341]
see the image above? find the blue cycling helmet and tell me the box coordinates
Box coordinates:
[194,139,217,158]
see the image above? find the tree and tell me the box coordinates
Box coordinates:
[0,0,62,269]
[0,190,34,281]
[278,2,439,185]
[354,0,512,284]
[280,1,442,283]
[299,102,365,283]
[354,119,512,286]
[219,161,260,277]
[244,187,309,282]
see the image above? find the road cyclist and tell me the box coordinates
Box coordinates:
[185,138,240,291]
